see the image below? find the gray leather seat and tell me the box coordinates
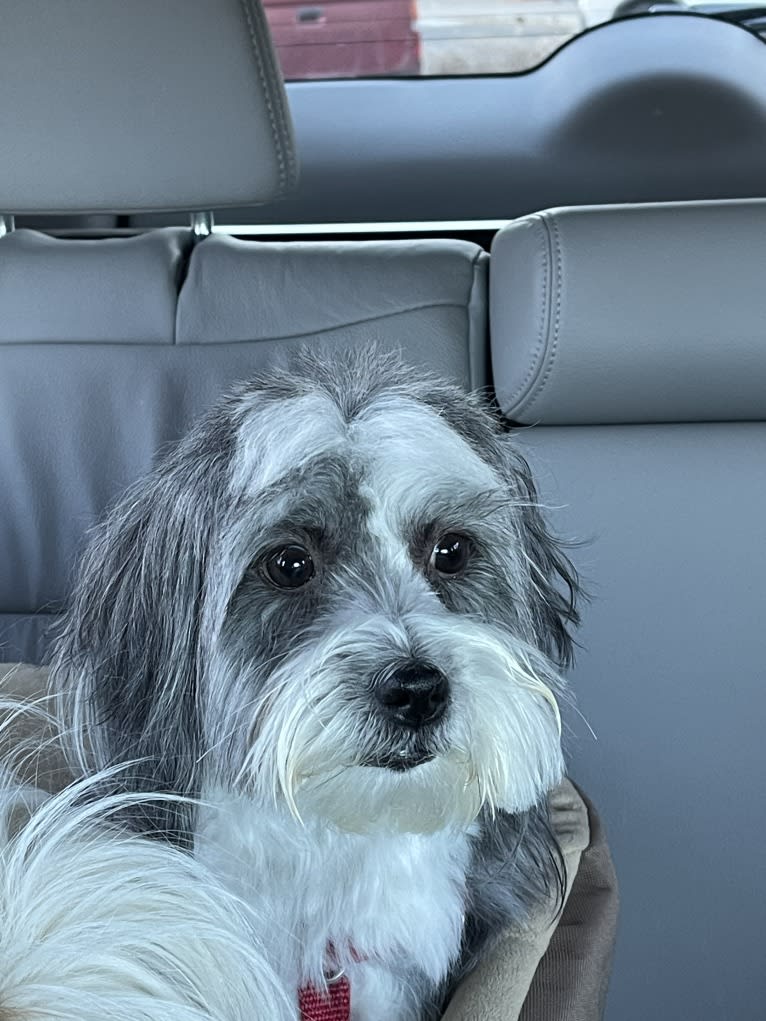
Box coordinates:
[0,231,487,663]
[490,199,766,1021]
[0,0,488,664]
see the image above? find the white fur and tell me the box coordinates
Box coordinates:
[353,395,500,515]
[0,762,291,1021]
[233,393,346,494]
[226,397,564,833]
[196,790,474,1019]
[235,609,562,835]
[201,392,565,1016]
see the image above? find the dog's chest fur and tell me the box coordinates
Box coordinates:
[196,790,474,1015]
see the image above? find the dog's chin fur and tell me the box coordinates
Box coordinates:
[246,624,567,835]
[285,747,561,837]
[292,757,495,835]
[44,349,580,1019]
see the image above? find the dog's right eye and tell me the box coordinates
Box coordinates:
[264,545,315,589]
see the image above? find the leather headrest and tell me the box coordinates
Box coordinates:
[0,0,296,213]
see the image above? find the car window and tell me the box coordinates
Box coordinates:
[264,0,766,79]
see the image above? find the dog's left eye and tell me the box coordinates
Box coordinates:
[430,533,471,576]
[264,545,315,589]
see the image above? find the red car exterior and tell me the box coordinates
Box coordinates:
[264,0,420,80]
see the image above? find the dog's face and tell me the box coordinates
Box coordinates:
[56,354,578,835]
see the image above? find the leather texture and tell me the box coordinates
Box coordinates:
[491,199,766,424]
[177,235,489,382]
[0,229,191,342]
[0,0,296,213]
[0,231,487,663]
[518,423,766,1021]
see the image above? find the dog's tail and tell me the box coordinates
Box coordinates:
[0,701,290,1021]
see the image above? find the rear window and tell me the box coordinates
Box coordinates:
[264,0,766,80]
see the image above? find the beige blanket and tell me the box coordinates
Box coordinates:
[0,663,618,1020]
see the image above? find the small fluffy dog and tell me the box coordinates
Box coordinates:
[42,351,579,1020]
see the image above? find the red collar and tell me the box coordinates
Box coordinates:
[298,943,363,1021]
[298,976,351,1021]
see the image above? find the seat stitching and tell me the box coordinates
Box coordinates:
[515,213,562,417]
[503,215,551,410]
[238,0,294,194]
[182,300,472,345]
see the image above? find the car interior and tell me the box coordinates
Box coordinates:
[1,0,764,1019]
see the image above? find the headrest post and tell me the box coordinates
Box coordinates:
[0,215,16,237]
[190,211,214,243]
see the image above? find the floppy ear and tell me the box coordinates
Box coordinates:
[418,382,581,668]
[51,419,234,835]
[497,435,581,668]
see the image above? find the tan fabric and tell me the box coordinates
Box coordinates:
[0,663,73,794]
[443,782,589,1021]
[520,787,619,1021]
[0,664,618,1020]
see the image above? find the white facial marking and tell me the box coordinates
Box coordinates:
[350,396,502,556]
[233,393,347,494]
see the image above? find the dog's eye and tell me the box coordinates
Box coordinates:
[264,545,315,589]
[430,533,470,577]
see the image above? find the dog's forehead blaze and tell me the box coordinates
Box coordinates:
[233,390,499,532]
[352,395,498,496]
[233,392,347,493]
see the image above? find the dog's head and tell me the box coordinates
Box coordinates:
[54,352,578,834]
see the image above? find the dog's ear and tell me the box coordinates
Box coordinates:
[495,435,581,668]
[51,420,234,830]
[417,384,581,667]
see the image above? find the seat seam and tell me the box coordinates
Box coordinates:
[183,300,472,345]
[0,300,472,348]
[503,215,551,410]
[466,248,488,391]
[238,0,295,195]
[172,237,197,346]
[513,212,562,417]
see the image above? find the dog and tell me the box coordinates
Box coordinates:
[45,349,579,1020]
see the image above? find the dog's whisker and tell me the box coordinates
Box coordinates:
[569,703,598,741]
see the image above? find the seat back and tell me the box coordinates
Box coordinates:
[0,230,487,663]
[0,2,488,663]
[490,200,766,1021]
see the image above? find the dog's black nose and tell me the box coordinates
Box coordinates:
[376,662,450,729]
